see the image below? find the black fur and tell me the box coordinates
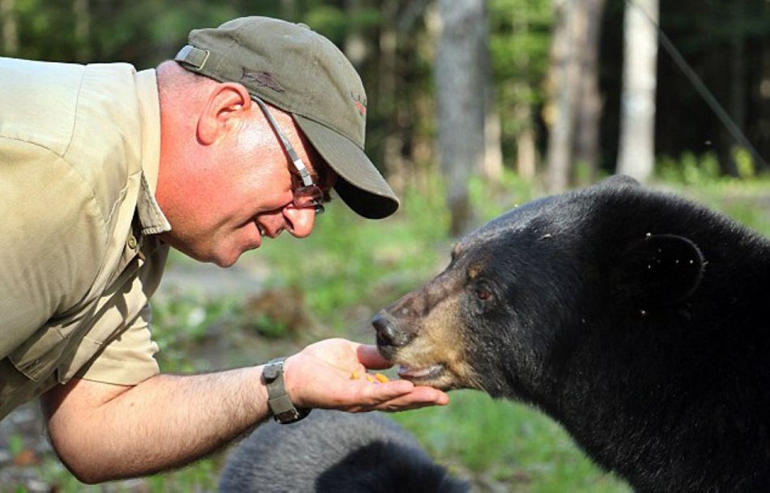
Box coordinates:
[375,176,770,492]
[218,409,468,492]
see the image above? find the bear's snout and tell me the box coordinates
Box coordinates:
[372,311,415,351]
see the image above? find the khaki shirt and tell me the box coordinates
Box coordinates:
[0,58,172,419]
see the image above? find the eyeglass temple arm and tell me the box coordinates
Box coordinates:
[252,96,314,187]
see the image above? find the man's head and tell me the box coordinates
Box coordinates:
[176,16,398,219]
[155,17,398,267]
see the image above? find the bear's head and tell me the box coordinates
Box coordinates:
[373,176,764,404]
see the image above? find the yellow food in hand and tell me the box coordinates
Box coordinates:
[350,371,389,383]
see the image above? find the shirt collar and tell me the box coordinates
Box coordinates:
[135,69,171,236]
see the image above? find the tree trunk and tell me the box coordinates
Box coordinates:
[721,0,747,177]
[511,11,537,180]
[73,0,91,62]
[616,0,659,182]
[436,0,488,236]
[280,0,298,20]
[484,102,504,181]
[344,0,369,69]
[545,0,580,193]
[761,6,770,170]
[514,92,538,180]
[573,0,606,185]
[1,0,17,57]
[481,11,502,182]
[378,0,405,192]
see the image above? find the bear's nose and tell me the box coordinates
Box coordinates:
[372,311,414,348]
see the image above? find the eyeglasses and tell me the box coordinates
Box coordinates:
[252,96,325,215]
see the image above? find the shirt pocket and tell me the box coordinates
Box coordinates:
[7,299,99,382]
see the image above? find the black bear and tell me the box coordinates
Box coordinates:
[217,409,469,493]
[373,176,770,492]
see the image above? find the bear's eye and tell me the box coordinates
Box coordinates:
[476,288,492,301]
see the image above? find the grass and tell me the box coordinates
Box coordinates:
[390,391,630,492]
[19,167,770,492]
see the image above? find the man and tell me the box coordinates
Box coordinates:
[0,16,448,484]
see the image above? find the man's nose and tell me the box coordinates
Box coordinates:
[283,206,316,238]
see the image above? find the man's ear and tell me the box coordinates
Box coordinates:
[196,82,251,145]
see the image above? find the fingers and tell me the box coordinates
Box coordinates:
[347,381,450,413]
[379,385,450,410]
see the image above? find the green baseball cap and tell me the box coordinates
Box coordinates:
[174,16,399,219]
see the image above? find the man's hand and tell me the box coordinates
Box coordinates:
[283,338,450,412]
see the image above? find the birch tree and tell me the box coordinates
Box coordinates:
[616,0,659,182]
[436,0,489,236]
[545,0,579,192]
[545,0,605,192]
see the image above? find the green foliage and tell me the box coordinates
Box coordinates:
[733,147,756,179]
[151,289,241,372]
[654,170,770,238]
[7,433,25,457]
[35,457,220,492]
[657,147,765,185]
[144,458,220,492]
[657,151,723,186]
[300,4,381,45]
[489,0,553,85]
[469,168,540,223]
[5,0,770,182]
[251,313,291,339]
[488,0,553,155]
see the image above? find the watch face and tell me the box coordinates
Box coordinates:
[264,361,281,381]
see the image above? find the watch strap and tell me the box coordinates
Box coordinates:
[263,357,310,424]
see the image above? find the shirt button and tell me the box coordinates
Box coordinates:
[127,235,138,249]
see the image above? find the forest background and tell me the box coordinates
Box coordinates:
[2,0,770,492]
[4,0,770,233]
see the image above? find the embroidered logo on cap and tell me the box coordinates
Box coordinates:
[351,93,367,117]
[242,70,285,93]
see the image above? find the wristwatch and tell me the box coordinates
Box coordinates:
[263,357,310,424]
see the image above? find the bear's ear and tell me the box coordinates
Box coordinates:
[612,234,704,307]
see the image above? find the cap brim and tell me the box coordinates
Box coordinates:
[293,115,399,219]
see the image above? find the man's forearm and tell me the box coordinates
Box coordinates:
[42,367,268,484]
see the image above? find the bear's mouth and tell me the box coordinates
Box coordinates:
[397,364,446,383]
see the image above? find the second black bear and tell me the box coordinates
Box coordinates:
[218,409,469,492]
[374,176,770,492]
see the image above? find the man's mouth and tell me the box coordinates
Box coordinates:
[255,221,267,238]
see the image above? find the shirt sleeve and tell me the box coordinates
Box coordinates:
[65,238,168,385]
[77,303,160,385]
